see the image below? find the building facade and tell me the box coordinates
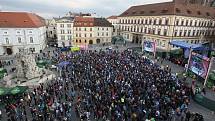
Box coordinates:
[107,16,119,36]
[56,17,74,47]
[46,18,57,40]
[118,0,215,52]
[0,12,46,55]
[73,17,113,45]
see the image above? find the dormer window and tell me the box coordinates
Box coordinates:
[176,8,181,13]
[150,11,155,13]
[187,10,191,14]
[197,11,201,15]
[140,11,145,14]
[161,10,168,13]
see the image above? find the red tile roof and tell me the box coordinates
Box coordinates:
[119,1,215,19]
[107,16,118,19]
[0,12,45,28]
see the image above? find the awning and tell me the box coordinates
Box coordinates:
[9,86,28,95]
[0,86,28,96]
[169,40,208,50]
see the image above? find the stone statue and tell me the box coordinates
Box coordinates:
[16,49,43,80]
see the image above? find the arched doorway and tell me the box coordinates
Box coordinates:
[89,40,93,44]
[96,39,100,44]
[6,48,12,55]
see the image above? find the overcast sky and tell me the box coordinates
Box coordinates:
[0,0,172,18]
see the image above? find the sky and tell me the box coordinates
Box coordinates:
[0,0,172,18]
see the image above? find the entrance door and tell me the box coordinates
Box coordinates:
[89,40,93,44]
[96,39,100,44]
[6,48,12,55]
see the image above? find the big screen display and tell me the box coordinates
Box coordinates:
[144,41,156,52]
[189,52,210,78]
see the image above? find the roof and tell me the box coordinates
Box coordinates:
[107,16,118,19]
[74,17,112,27]
[0,12,45,28]
[119,1,215,19]
[94,18,113,27]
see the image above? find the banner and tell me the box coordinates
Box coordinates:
[144,41,156,53]
[189,52,210,78]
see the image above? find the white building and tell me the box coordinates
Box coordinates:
[118,0,215,52]
[56,17,74,47]
[0,12,46,55]
[107,16,119,36]
[45,18,57,39]
[73,17,113,45]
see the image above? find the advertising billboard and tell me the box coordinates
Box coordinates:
[189,52,210,78]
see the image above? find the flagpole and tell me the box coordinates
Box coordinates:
[186,48,193,73]
[153,40,156,58]
[203,57,214,87]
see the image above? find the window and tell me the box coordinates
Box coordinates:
[68,35,72,40]
[61,30,65,34]
[190,20,193,26]
[29,31,33,34]
[76,33,78,37]
[176,8,181,13]
[4,31,8,34]
[165,19,169,25]
[60,24,64,28]
[193,30,196,36]
[85,40,87,43]
[67,30,71,34]
[149,19,152,24]
[102,32,104,36]
[79,28,81,31]
[79,33,81,37]
[102,28,104,30]
[106,28,108,31]
[153,19,156,25]
[174,30,178,36]
[184,30,187,36]
[90,28,92,31]
[90,33,92,37]
[179,30,183,36]
[98,33,99,36]
[29,48,35,52]
[79,40,81,43]
[85,34,87,37]
[158,29,161,35]
[186,20,189,26]
[84,28,87,31]
[76,39,78,43]
[67,24,71,28]
[5,38,9,44]
[163,29,167,36]
[188,30,191,36]
[176,19,179,26]
[16,31,21,34]
[106,33,108,36]
[61,36,65,40]
[18,37,21,43]
[181,20,184,26]
[30,37,33,43]
[159,19,162,25]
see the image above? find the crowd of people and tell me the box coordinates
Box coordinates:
[0,49,200,121]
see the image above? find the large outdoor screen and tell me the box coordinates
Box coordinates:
[144,41,156,52]
[189,52,210,78]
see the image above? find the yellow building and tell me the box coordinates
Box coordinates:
[73,16,113,45]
